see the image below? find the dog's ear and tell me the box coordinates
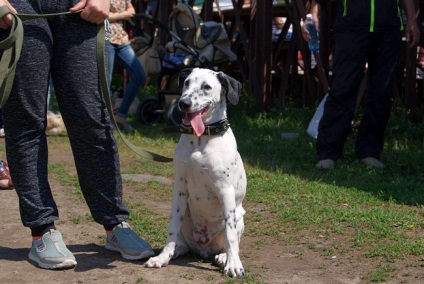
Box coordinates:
[178,68,193,87]
[217,72,242,105]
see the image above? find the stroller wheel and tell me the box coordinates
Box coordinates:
[137,97,163,124]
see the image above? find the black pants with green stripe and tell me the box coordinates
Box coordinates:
[317,28,402,161]
[4,0,129,229]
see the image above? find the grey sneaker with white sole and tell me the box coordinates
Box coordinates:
[28,229,77,269]
[105,222,154,260]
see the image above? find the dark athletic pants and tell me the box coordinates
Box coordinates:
[317,29,402,161]
[4,0,129,229]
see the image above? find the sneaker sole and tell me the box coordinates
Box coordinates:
[105,243,154,260]
[28,251,77,270]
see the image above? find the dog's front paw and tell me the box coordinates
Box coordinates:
[215,253,245,277]
[144,254,171,268]
[224,260,245,278]
[214,253,227,266]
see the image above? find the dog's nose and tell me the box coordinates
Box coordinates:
[178,98,191,112]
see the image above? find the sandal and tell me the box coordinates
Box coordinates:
[0,160,14,190]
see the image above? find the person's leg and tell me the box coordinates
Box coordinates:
[355,31,402,162]
[4,0,77,269]
[49,8,128,227]
[107,42,117,95]
[4,0,57,230]
[114,44,145,125]
[316,30,371,163]
[49,1,153,260]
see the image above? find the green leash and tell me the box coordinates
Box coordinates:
[0,6,172,162]
[0,6,22,107]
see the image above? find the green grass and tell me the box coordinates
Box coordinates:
[2,88,423,283]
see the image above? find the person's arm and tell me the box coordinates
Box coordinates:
[70,0,110,25]
[401,0,420,47]
[309,0,321,27]
[108,1,136,23]
[302,0,322,41]
[0,0,16,29]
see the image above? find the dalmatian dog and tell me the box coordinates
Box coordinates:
[145,68,247,277]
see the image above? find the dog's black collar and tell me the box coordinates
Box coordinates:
[172,119,230,136]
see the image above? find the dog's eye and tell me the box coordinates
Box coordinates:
[184,80,190,87]
[204,84,212,91]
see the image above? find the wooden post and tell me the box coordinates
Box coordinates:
[251,0,273,110]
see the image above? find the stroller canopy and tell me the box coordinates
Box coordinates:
[166,3,237,68]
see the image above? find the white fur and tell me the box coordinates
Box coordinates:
[145,68,246,277]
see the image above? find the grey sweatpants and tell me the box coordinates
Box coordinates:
[4,0,129,228]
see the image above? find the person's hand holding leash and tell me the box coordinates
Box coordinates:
[70,0,110,24]
[0,0,16,29]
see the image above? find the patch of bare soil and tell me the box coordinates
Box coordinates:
[0,142,423,284]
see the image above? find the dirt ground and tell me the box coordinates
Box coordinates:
[0,140,423,284]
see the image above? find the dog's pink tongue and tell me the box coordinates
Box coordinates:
[190,112,205,136]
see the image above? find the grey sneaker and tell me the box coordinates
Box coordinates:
[28,229,77,269]
[105,222,154,260]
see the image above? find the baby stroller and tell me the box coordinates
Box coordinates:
[131,3,237,125]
